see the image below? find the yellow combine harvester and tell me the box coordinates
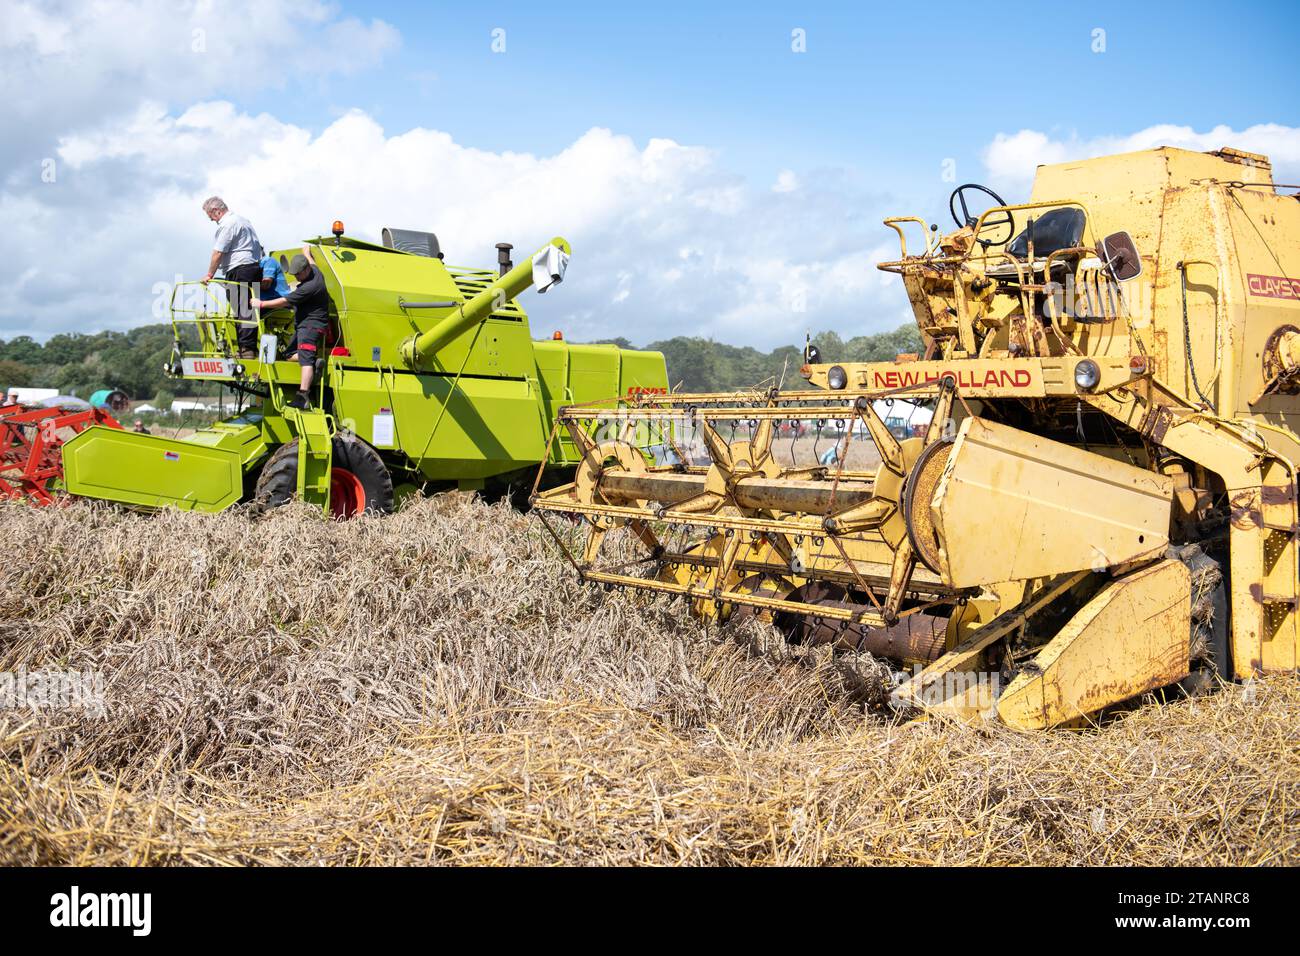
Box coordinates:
[532,145,1300,728]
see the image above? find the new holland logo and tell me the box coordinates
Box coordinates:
[871,368,1035,390]
[1247,273,1300,300]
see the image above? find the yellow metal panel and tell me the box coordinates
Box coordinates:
[932,418,1173,587]
[997,558,1191,729]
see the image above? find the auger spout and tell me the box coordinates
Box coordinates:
[400,237,571,369]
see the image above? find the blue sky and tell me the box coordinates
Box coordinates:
[249,1,1298,198]
[2,0,1297,347]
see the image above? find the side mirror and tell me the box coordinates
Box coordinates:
[1101,231,1142,281]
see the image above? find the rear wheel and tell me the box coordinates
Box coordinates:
[254,433,394,518]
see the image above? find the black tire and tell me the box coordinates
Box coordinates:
[254,433,394,518]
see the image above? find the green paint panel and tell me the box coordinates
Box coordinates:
[330,367,548,481]
[62,426,245,512]
[341,312,535,378]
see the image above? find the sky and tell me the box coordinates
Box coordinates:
[1,0,1297,349]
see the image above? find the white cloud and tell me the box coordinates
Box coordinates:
[983,123,1300,193]
[0,0,398,179]
[772,170,800,193]
[2,102,911,349]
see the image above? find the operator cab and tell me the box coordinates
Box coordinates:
[949,184,1091,284]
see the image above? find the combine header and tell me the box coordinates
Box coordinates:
[0,402,121,505]
[533,145,1300,727]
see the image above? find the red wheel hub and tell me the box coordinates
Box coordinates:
[330,468,366,519]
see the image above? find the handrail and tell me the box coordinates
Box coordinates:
[883,217,935,259]
[166,277,283,366]
[969,198,1099,255]
[877,198,1105,358]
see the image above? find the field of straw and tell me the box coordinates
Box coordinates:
[1,494,1296,865]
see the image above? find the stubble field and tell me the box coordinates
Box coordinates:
[1,495,1296,865]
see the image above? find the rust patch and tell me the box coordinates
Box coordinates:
[1230,489,1263,530]
[1140,403,1173,443]
[1260,484,1297,506]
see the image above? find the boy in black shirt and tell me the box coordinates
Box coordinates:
[252,248,333,409]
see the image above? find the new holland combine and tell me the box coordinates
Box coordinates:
[45,228,667,516]
[532,145,1300,727]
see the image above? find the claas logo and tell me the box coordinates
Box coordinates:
[627,386,668,395]
[192,360,227,374]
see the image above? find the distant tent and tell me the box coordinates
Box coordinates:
[170,399,212,413]
[89,388,131,412]
[39,395,92,410]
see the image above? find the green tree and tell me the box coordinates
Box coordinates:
[0,335,43,364]
[0,359,33,389]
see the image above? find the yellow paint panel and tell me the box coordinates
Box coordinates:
[997,558,1191,729]
[933,418,1173,588]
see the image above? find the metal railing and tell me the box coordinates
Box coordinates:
[168,279,261,358]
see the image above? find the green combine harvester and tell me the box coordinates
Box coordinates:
[60,225,669,517]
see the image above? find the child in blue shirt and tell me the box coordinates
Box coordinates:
[259,254,291,302]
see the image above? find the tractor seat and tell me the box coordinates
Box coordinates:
[985,207,1088,281]
[1007,207,1087,261]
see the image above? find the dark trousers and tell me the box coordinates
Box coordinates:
[224,262,262,352]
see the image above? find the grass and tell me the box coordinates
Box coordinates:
[0,494,1296,865]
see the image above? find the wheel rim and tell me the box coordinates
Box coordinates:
[330,468,367,519]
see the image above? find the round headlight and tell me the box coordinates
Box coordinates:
[1074,359,1101,391]
[827,365,848,390]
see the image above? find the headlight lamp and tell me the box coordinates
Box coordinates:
[1074,359,1101,391]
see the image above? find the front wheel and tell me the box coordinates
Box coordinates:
[254,432,394,518]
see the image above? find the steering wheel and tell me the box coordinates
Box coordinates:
[949,184,1015,248]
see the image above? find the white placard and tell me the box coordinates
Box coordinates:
[259,334,279,364]
[372,411,395,447]
[181,357,235,378]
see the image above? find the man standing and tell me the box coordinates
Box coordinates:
[252,247,332,410]
[201,196,262,357]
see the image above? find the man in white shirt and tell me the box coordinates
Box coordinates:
[201,196,263,357]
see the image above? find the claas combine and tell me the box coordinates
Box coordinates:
[53,228,667,516]
[532,145,1300,728]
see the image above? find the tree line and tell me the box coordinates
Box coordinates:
[617,325,924,392]
[0,322,923,401]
